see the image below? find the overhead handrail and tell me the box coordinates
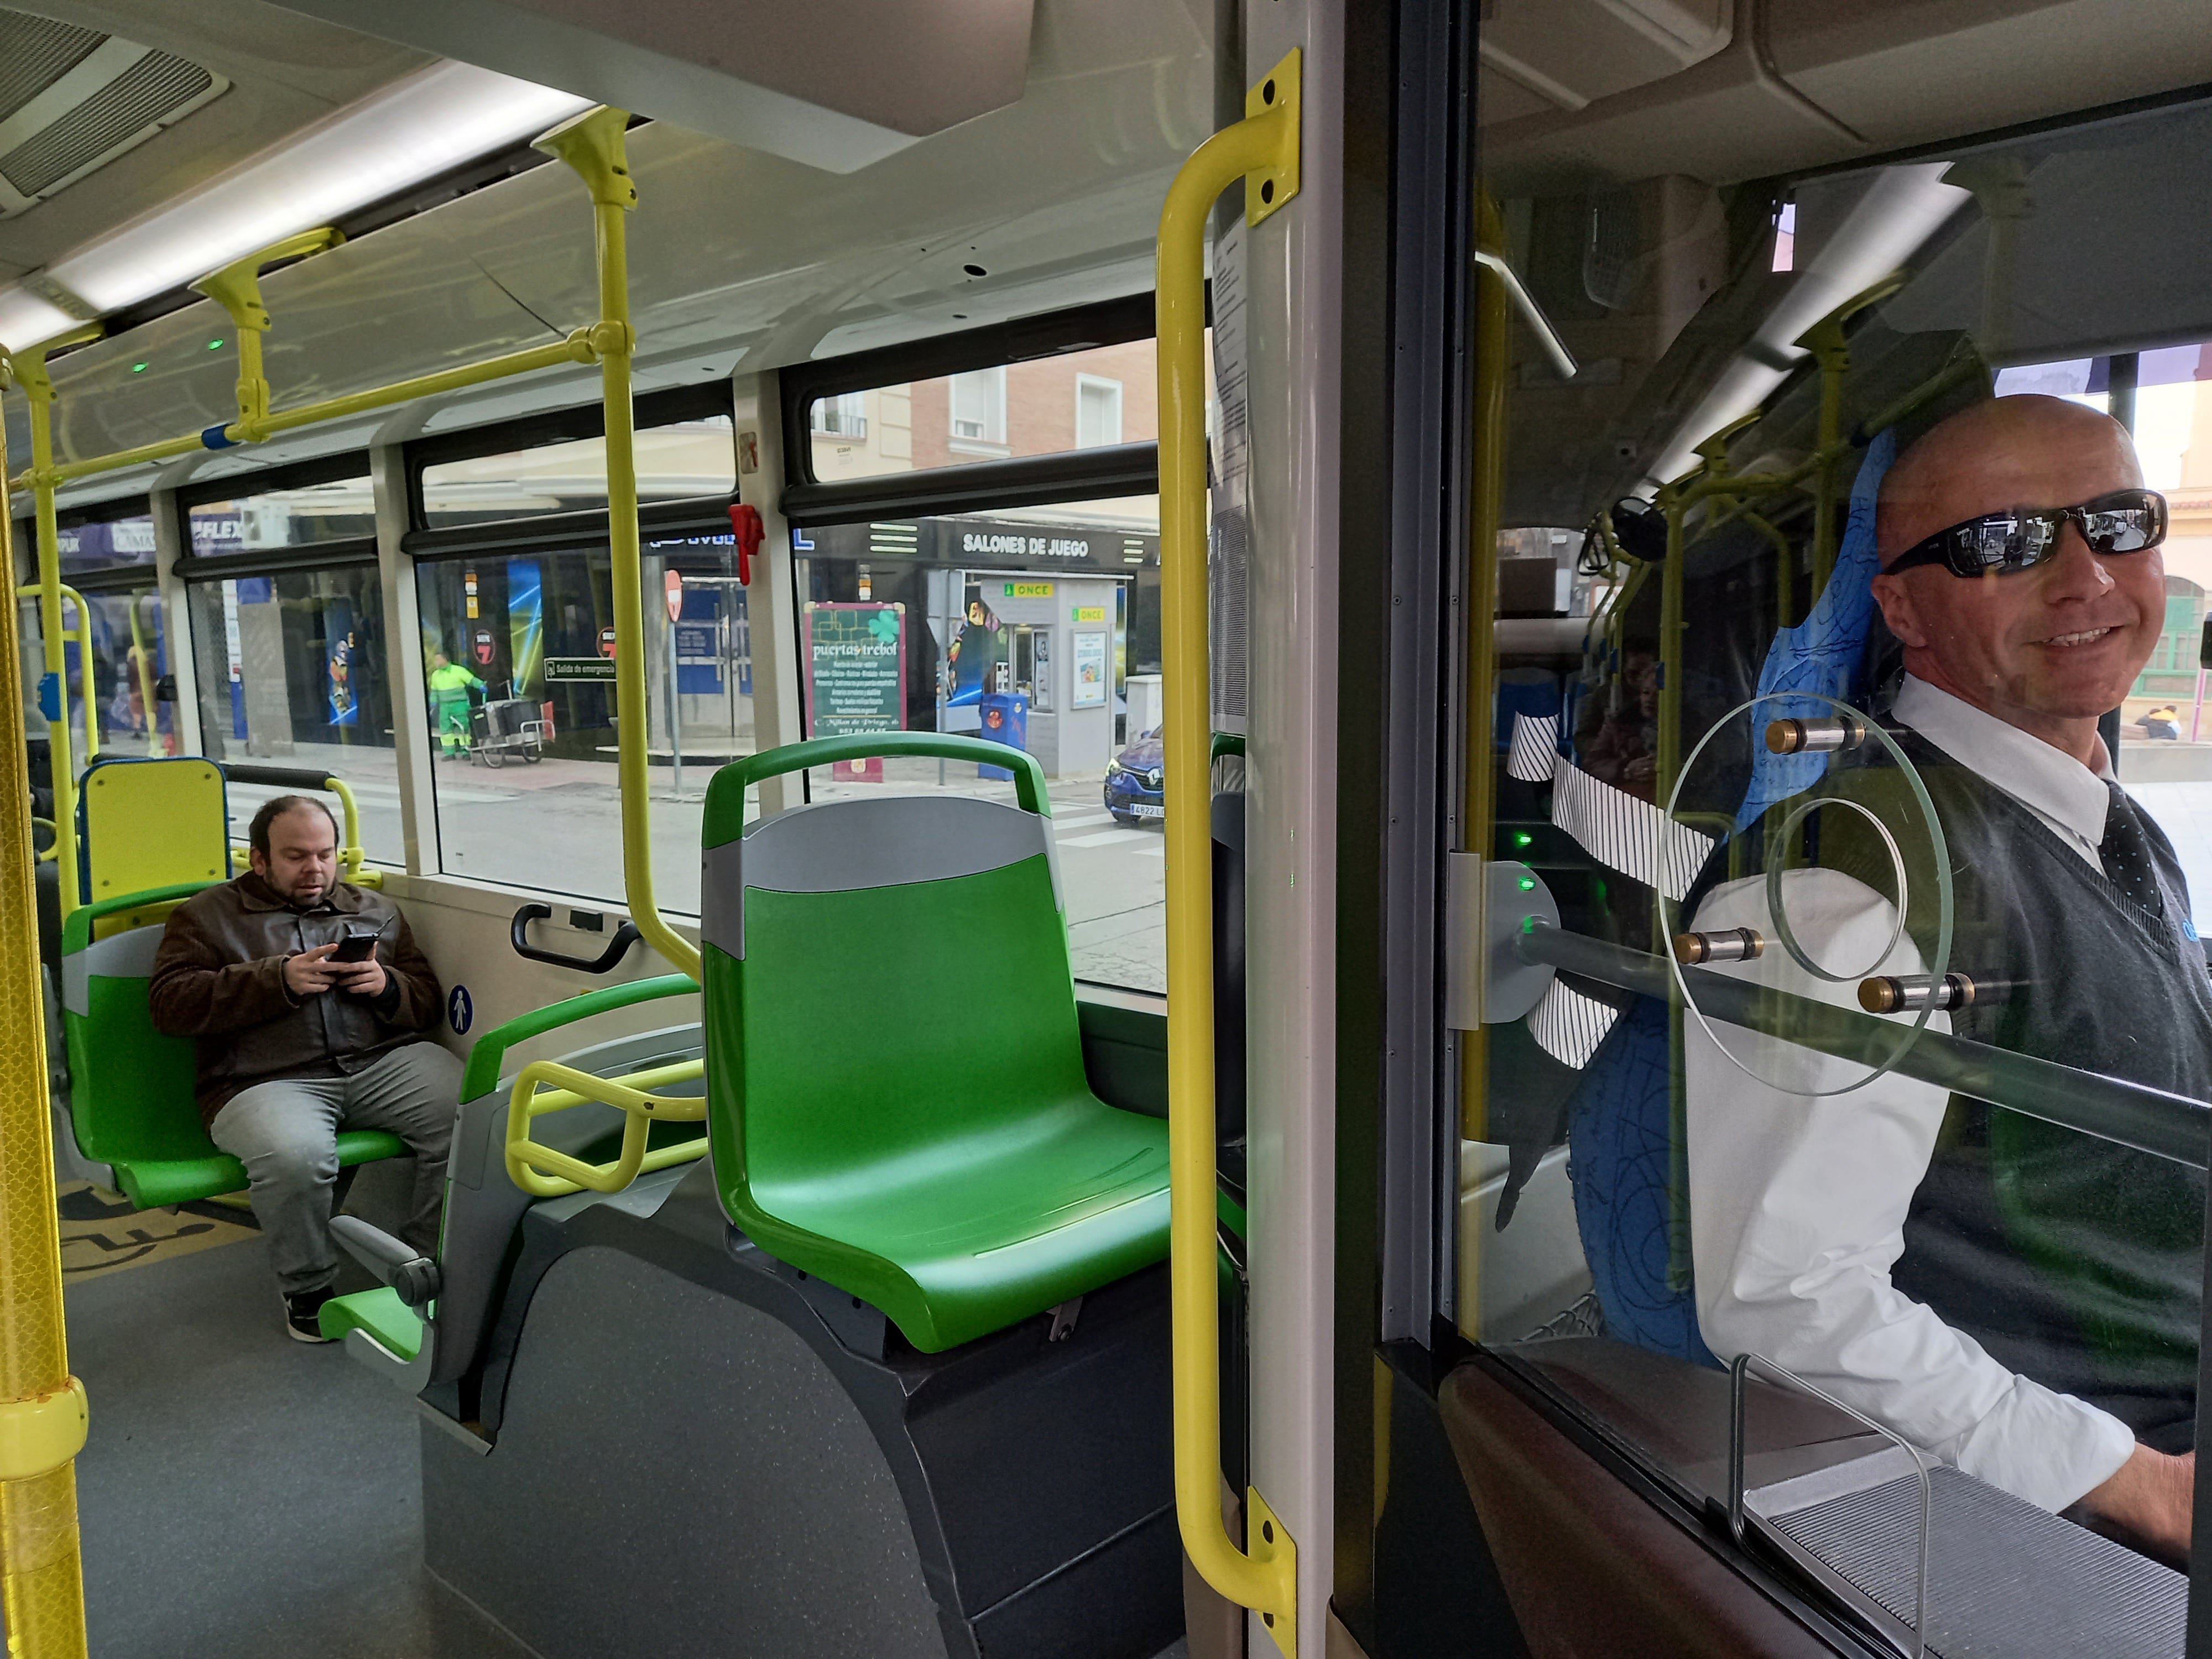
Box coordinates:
[1471,248,1579,382]
[510,902,641,973]
[1156,46,1303,1655]
[504,1055,707,1198]
[219,763,364,877]
[15,584,97,765]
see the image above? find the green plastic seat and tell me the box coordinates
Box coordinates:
[61,883,406,1209]
[700,733,1171,1353]
[321,1286,423,1359]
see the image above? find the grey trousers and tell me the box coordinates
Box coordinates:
[209,1042,461,1297]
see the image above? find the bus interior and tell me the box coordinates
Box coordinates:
[4,2,2212,1657]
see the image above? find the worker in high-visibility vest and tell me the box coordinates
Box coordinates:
[426,650,486,759]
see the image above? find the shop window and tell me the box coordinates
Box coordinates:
[413,535,755,905]
[419,414,737,530]
[792,494,1165,993]
[185,565,401,864]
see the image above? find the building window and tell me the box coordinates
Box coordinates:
[1075,374,1124,448]
[812,392,868,438]
[949,367,1008,447]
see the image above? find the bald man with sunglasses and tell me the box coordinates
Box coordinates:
[1686,394,2206,1563]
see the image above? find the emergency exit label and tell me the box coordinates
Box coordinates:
[1003,581,1054,598]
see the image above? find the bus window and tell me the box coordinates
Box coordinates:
[185,565,399,863]
[794,494,1165,992]
[417,412,736,529]
[414,537,756,909]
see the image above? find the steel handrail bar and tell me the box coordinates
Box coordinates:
[1517,922,2211,1167]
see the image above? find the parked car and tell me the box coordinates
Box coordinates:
[1103,727,1165,827]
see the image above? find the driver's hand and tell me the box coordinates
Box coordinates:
[283,943,342,998]
[2083,1443,2194,1564]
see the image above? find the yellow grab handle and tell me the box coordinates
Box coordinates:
[1156,46,1302,1657]
[503,1055,707,1198]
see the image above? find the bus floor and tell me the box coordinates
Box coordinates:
[64,1225,1194,1659]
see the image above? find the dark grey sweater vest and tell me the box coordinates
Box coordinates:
[1835,729,2212,1448]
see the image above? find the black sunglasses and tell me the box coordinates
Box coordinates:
[1886,488,2167,577]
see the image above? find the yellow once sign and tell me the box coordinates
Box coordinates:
[1003,581,1055,598]
[1071,605,1107,622]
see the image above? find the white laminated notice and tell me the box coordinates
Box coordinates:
[1209,217,1250,733]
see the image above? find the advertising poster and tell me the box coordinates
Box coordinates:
[507,557,544,696]
[943,587,1005,708]
[803,602,906,738]
[1071,630,1108,707]
[325,598,358,726]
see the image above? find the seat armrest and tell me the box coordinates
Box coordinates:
[330,1214,441,1307]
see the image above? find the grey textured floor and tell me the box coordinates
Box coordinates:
[65,1234,1193,1658]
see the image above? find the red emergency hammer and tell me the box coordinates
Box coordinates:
[727,502,765,586]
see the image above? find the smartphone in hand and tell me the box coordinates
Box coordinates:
[331,928,381,963]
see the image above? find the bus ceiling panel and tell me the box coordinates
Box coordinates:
[16,0,1208,463]
[0,0,430,276]
[1875,97,2212,367]
[1480,0,2212,192]
[264,0,1039,174]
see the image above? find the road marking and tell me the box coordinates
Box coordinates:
[1052,812,1115,833]
[1135,844,1164,857]
[1061,828,1156,849]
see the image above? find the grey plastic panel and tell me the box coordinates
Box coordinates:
[701,794,1055,959]
[429,1021,705,1387]
[422,1245,948,1659]
[64,925,165,1016]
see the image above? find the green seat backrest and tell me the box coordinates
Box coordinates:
[712,792,1085,1183]
[61,891,212,1170]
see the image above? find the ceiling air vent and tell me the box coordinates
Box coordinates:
[0,9,227,220]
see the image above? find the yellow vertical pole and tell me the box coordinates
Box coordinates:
[1156,51,1301,1655]
[535,107,701,983]
[12,336,95,920]
[1458,193,1510,1149]
[0,369,91,1659]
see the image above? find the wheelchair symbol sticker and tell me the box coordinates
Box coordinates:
[448,985,473,1035]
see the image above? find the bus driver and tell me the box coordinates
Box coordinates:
[1687,395,2206,1562]
[149,795,459,1343]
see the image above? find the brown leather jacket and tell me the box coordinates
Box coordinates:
[148,873,444,1126]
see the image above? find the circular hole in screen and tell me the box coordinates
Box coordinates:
[1658,692,1953,1097]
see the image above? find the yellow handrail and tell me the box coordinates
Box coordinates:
[126,591,161,758]
[0,349,90,1657]
[14,586,97,766]
[535,106,702,983]
[504,1056,708,1198]
[1156,47,1301,1656]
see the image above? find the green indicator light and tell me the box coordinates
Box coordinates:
[1518,876,1536,892]
[207,338,223,350]
[1514,831,1533,848]
[1522,916,1537,935]
[130,361,148,374]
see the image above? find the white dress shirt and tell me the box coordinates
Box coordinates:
[1686,676,2138,1514]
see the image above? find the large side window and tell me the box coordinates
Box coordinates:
[177,463,397,862]
[17,498,177,773]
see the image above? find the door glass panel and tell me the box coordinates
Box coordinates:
[792,494,1163,991]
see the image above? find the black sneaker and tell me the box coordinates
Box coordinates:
[284,1287,337,1344]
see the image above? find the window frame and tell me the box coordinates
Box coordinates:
[401,380,738,553]
[1074,372,1125,449]
[779,292,1166,520]
[173,450,379,582]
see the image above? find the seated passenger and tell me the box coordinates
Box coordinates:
[149,795,458,1343]
[1688,395,2201,1559]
